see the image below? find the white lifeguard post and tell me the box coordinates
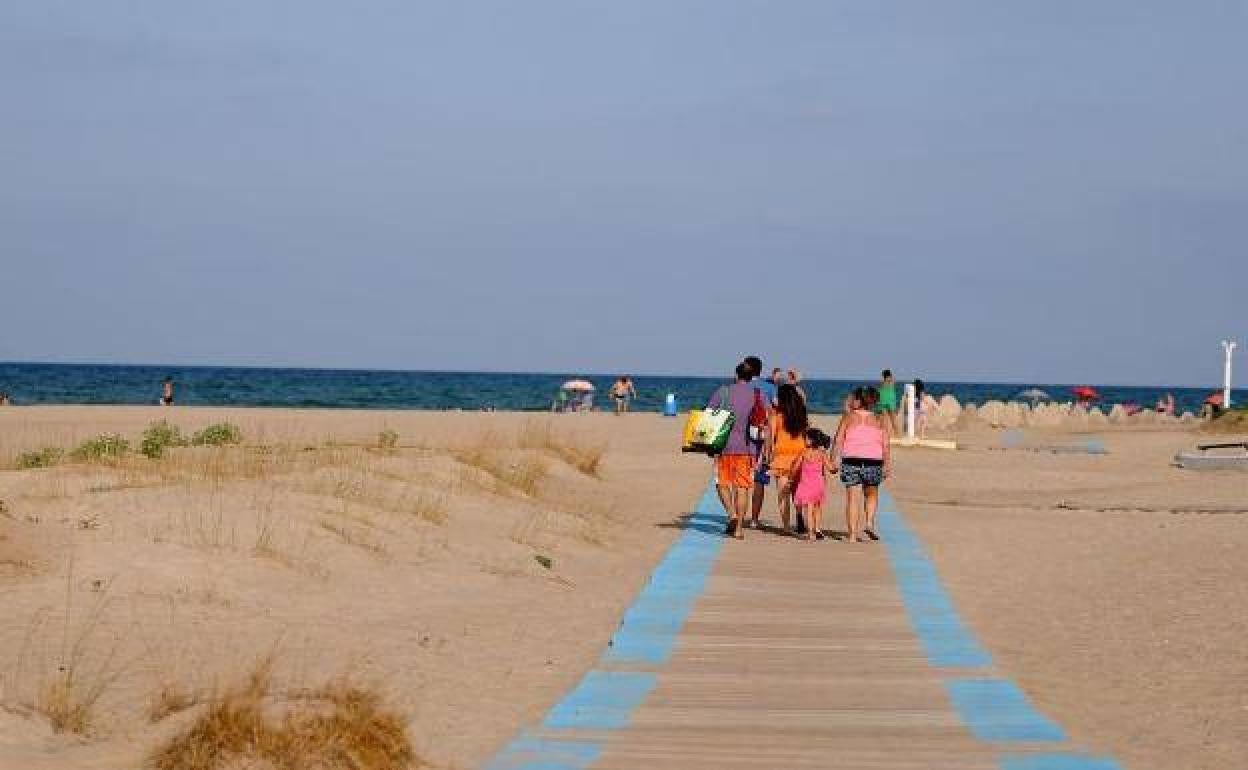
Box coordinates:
[1223,340,1237,409]
[903,383,917,441]
[891,382,956,449]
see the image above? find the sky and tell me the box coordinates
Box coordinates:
[1,1,1245,386]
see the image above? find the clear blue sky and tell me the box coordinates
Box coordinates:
[2,1,1244,386]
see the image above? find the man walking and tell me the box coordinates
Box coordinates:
[707,361,760,539]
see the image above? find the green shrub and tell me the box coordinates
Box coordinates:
[378,429,399,451]
[191,422,242,447]
[70,434,130,462]
[16,447,65,469]
[141,420,187,459]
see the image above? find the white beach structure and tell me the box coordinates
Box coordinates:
[1223,340,1237,409]
[895,381,957,450]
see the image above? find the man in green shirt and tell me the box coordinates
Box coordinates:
[878,369,898,433]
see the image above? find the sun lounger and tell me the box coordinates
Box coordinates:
[1175,442,1248,470]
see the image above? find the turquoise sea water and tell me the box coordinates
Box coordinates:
[0,363,1239,417]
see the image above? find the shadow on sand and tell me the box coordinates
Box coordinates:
[657,511,727,536]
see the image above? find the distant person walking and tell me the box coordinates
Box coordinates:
[832,387,891,543]
[707,362,760,540]
[877,370,898,432]
[160,377,175,406]
[610,377,637,415]
[769,368,785,403]
[913,378,929,438]
[0,391,10,406]
[762,383,807,532]
[787,368,808,402]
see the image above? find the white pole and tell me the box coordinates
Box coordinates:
[903,383,916,441]
[1223,340,1237,409]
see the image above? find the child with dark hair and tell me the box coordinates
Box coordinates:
[763,383,808,532]
[791,427,834,541]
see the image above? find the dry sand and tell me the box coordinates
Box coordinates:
[890,426,1248,770]
[0,407,708,769]
[1,407,1244,769]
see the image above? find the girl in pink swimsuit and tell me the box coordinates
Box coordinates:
[791,428,834,541]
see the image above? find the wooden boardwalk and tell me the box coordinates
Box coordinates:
[485,485,1119,770]
[589,523,998,769]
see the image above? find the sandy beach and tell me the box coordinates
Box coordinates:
[1,407,1245,769]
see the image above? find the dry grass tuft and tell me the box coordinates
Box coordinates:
[1202,408,1248,434]
[318,519,388,558]
[453,442,549,497]
[150,665,417,770]
[149,681,202,722]
[518,420,607,477]
[410,493,449,526]
[8,564,125,735]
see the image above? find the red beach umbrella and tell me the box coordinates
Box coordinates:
[1072,386,1100,401]
[1205,391,1224,407]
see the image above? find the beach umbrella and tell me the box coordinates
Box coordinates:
[1015,388,1051,403]
[1205,391,1224,407]
[1072,386,1100,401]
[561,379,595,392]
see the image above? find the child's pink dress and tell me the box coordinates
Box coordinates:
[792,457,826,505]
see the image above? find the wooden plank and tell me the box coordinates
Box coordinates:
[589,529,998,769]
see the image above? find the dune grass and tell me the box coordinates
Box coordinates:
[150,661,417,770]
[15,446,65,469]
[5,562,125,736]
[452,438,550,498]
[517,419,607,477]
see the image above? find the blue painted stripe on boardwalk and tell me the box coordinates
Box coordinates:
[876,492,993,668]
[604,483,727,665]
[485,481,727,769]
[999,753,1123,770]
[946,679,1066,742]
[880,491,1117,765]
[543,671,657,730]
[482,735,602,770]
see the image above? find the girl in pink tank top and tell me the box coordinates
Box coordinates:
[791,428,835,541]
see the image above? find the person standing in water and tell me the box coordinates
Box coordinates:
[877,369,898,432]
[160,376,175,406]
[609,376,637,415]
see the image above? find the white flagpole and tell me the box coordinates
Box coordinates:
[1223,340,1237,409]
[903,383,916,441]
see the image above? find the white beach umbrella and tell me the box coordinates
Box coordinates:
[561,379,595,391]
[1015,388,1052,403]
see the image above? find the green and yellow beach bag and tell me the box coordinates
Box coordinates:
[681,409,703,452]
[683,388,736,454]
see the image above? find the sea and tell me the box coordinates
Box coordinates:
[0,363,1238,417]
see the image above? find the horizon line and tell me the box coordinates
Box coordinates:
[0,358,1234,392]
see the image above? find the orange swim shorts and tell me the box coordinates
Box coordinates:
[716,454,754,489]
